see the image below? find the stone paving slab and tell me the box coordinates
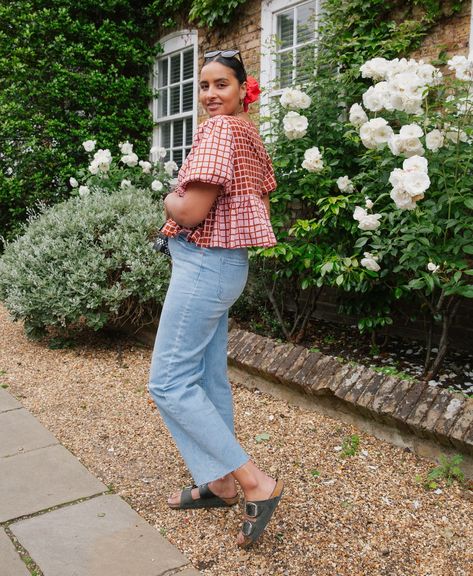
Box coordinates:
[0,527,30,576]
[0,444,106,522]
[0,408,58,458]
[10,494,190,576]
[0,387,22,413]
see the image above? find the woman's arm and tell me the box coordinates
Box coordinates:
[262,193,270,217]
[164,182,220,228]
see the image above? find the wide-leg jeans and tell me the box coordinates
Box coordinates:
[148,233,251,485]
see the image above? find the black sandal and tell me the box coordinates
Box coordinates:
[238,479,284,548]
[168,482,239,510]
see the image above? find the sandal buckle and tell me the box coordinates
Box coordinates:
[245,502,259,517]
[242,520,254,536]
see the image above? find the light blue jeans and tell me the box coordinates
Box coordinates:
[148,233,251,485]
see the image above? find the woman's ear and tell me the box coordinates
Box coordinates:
[240,81,247,103]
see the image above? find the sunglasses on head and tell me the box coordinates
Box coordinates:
[204,49,244,66]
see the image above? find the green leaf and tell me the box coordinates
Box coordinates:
[464,198,473,210]
[255,433,271,443]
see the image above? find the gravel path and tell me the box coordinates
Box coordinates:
[1,305,472,576]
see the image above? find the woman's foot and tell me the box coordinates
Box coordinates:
[167,475,238,507]
[231,461,279,546]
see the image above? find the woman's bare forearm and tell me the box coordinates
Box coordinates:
[164,183,220,228]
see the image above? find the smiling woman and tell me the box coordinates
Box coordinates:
[147,51,284,549]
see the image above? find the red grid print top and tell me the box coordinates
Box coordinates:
[161,115,277,248]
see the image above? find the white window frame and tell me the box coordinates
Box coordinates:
[260,0,321,126]
[151,29,198,166]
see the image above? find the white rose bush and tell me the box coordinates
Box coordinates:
[341,55,473,377]
[0,139,174,338]
[72,139,172,199]
[259,55,473,378]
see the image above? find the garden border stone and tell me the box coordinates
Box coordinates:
[227,329,473,457]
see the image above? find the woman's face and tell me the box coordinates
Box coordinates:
[199,61,246,117]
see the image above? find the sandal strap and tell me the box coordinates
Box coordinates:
[179,486,196,507]
[198,483,215,499]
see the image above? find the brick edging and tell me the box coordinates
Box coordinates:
[227,329,473,456]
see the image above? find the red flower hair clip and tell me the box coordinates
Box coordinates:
[243,76,261,112]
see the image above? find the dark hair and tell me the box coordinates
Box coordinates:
[202,54,247,84]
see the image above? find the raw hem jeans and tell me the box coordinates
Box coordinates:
[148,234,251,485]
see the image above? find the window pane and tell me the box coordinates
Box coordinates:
[158,58,168,87]
[170,85,180,114]
[173,119,184,147]
[295,45,315,82]
[185,118,193,145]
[297,2,317,44]
[183,50,193,80]
[161,122,171,148]
[185,147,191,158]
[182,82,193,111]
[277,9,294,49]
[170,54,180,83]
[173,148,183,167]
[277,50,294,89]
[158,88,168,117]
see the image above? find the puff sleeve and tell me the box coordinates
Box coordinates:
[261,153,277,195]
[180,116,235,192]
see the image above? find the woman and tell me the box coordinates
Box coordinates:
[148,49,284,548]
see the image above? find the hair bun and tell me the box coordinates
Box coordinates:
[243,76,261,112]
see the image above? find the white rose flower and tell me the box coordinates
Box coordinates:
[349,103,368,128]
[361,252,381,272]
[365,197,373,209]
[455,95,473,115]
[388,134,403,156]
[353,206,382,230]
[283,111,308,140]
[88,149,112,174]
[150,145,167,160]
[362,82,391,112]
[400,124,423,139]
[139,160,152,174]
[151,179,164,192]
[120,179,132,189]
[388,168,405,188]
[82,140,96,152]
[427,262,440,273]
[302,146,324,172]
[280,87,311,110]
[425,129,444,152]
[359,117,393,149]
[164,160,178,176]
[336,175,354,193]
[402,170,430,198]
[445,128,469,144]
[360,57,390,82]
[403,155,428,173]
[448,55,473,82]
[416,63,442,86]
[402,137,425,157]
[119,141,133,155]
[390,186,417,210]
[120,152,139,167]
[69,177,79,188]
[78,185,90,197]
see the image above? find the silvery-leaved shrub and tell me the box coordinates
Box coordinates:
[0,186,169,338]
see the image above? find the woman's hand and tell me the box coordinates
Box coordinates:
[164,183,220,228]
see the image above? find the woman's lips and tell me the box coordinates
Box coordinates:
[207,103,220,111]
